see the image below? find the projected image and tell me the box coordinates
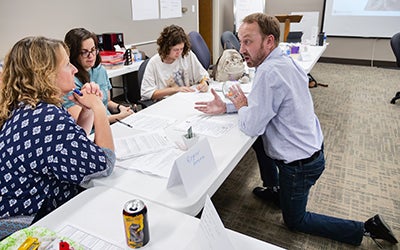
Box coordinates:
[324,0,400,37]
[332,0,400,15]
[364,0,400,11]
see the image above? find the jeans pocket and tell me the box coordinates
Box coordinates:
[303,153,325,188]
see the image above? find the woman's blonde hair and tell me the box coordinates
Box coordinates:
[0,36,67,128]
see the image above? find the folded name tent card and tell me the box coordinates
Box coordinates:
[185,195,235,250]
[167,137,217,195]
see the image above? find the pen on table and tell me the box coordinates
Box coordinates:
[72,88,83,96]
[116,119,133,128]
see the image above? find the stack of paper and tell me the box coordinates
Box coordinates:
[114,131,175,160]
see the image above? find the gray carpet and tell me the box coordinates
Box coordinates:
[211,63,400,250]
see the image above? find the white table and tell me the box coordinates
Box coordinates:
[106,60,143,103]
[33,187,283,250]
[279,43,327,74]
[94,44,325,217]
[90,91,256,216]
[292,44,326,74]
[106,60,143,78]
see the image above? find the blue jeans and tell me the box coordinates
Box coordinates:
[274,148,364,246]
[252,136,279,187]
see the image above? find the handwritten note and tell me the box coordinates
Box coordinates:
[167,138,216,195]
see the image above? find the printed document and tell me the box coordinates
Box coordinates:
[114,131,175,160]
[116,147,182,178]
[174,115,235,137]
[58,225,124,249]
[123,113,177,132]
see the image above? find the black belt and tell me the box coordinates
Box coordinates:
[283,149,322,167]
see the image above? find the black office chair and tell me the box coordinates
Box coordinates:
[390,32,400,104]
[136,58,155,108]
[220,31,240,51]
[188,31,211,70]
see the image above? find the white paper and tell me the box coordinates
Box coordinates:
[116,147,182,178]
[123,113,177,132]
[175,91,216,103]
[174,114,235,138]
[234,0,264,32]
[160,0,182,19]
[185,195,235,250]
[290,12,320,45]
[58,225,124,249]
[131,0,159,20]
[114,131,175,160]
[210,81,252,94]
[167,138,217,195]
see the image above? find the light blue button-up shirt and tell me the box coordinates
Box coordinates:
[229,47,323,163]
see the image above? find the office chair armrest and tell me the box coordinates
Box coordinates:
[137,99,155,109]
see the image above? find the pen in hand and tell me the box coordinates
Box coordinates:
[116,119,133,128]
[72,88,83,96]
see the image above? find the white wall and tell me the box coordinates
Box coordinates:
[0,0,395,64]
[214,0,396,64]
[0,0,198,59]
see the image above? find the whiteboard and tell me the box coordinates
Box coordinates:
[234,0,265,33]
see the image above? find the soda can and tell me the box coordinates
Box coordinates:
[123,199,150,248]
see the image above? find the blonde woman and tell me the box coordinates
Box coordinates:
[0,36,115,239]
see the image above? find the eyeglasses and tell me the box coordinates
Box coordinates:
[80,48,99,58]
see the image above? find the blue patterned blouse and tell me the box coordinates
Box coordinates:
[0,102,115,218]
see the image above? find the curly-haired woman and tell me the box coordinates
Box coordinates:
[141,25,209,101]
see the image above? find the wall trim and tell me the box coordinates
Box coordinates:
[319,57,397,69]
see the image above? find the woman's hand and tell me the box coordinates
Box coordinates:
[196,82,209,92]
[69,88,104,111]
[117,105,134,119]
[82,82,103,98]
[178,86,195,93]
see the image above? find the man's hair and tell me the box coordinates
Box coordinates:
[157,25,191,60]
[0,36,66,127]
[242,13,280,46]
[64,28,101,84]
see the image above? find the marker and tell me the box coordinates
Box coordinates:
[72,88,83,96]
[187,126,193,139]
